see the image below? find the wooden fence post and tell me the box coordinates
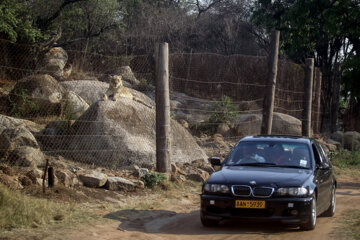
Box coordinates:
[261,30,280,135]
[302,58,314,137]
[315,69,322,133]
[155,43,171,173]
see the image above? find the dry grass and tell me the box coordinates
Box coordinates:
[0,183,96,231]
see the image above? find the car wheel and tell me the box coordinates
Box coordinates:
[200,213,219,227]
[300,195,317,231]
[322,185,336,217]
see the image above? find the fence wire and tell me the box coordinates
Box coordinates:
[0,39,331,170]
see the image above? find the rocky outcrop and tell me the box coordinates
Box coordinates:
[235,112,302,136]
[0,127,39,160]
[62,91,89,118]
[8,74,65,117]
[56,99,207,168]
[42,47,68,81]
[78,171,108,188]
[8,146,45,167]
[0,114,42,134]
[105,177,136,191]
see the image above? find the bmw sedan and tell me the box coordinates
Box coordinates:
[200,135,336,230]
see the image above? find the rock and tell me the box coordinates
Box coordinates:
[78,171,108,188]
[325,139,341,150]
[8,146,45,168]
[8,74,65,117]
[187,169,210,182]
[132,166,149,178]
[343,131,360,150]
[179,119,189,129]
[55,170,71,187]
[26,168,43,184]
[62,91,89,119]
[0,127,39,160]
[330,131,343,143]
[19,176,32,186]
[140,163,155,171]
[131,179,145,189]
[60,80,108,104]
[217,123,230,136]
[42,47,68,81]
[59,99,207,168]
[100,66,140,86]
[0,114,42,134]
[0,164,14,176]
[198,165,215,174]
[105,176,136,191]
[235,112,302,136]
[0,174,23,189]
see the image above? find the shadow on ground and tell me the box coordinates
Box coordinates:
[104,209,302,236]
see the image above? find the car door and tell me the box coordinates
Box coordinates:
[311,141,332,213]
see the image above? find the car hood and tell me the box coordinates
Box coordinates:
[208,166,313,187]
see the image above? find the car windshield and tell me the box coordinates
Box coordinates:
[224,141,312,169]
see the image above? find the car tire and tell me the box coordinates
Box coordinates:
[322,185,336,217]
[300,195,317,231]
[200,213,219,227]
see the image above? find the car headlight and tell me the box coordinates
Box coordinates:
[203,184,230,194]
[277,187,309,197]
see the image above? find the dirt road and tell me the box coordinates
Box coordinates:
[59,180,360,240]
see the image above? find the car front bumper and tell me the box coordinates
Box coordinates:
[201,194,313,224]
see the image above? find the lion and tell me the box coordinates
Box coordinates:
[103,75,153,109]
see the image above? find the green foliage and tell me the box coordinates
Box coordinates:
[251,0,360,99]
[141,172,167,188]
[209,95,240,125]
[9,89,40,118]
[330,149,360,169]
[0,0,42,43]
[190,95,239,135]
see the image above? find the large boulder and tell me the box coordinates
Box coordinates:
[57,98,207,168]
[0,114,42,134]
[343,131,360,150]
[60,80,109,104]
[0,127,39,160]
[8,146,45,167]
[100,66,140,86]
[330,131,343,143]
[62,91,89,119]
[236,112,302,136]
[42,47,68,81]
[60,80,147,105]
[8,74,65,117]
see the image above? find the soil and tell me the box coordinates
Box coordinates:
[34,176,360,240]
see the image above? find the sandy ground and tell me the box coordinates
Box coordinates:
[47,179,360,240]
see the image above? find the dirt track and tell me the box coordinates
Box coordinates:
[58,180,360,240]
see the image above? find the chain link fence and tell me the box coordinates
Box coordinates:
[0,38,351,170]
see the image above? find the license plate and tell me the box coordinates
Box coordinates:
[235,200,265,209]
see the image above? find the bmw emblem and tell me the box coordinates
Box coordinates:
[249,181,256,186]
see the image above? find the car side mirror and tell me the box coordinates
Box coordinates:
[209,157,221,166]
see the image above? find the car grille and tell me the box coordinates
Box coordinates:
[231,185,274,198]
[252,187,274,197]
[231,185,251,196]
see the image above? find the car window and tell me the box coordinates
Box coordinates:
[225,141,311,168]
[315,142,331,168]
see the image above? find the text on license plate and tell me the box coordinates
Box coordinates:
[235,200,265,209]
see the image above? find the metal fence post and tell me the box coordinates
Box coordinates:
[261,30,280,135]
[155,42,171,173]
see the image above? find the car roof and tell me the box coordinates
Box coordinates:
[239,135,312,144]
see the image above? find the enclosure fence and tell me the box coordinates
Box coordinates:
[0,38,330,169]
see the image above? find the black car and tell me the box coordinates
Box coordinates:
[200,135,336,230]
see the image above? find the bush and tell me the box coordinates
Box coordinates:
[141,173,166,188]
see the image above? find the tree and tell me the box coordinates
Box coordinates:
[251,0,360,132]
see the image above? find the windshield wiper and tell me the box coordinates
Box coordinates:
[279,165,310,169]
[229,162,277,167]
